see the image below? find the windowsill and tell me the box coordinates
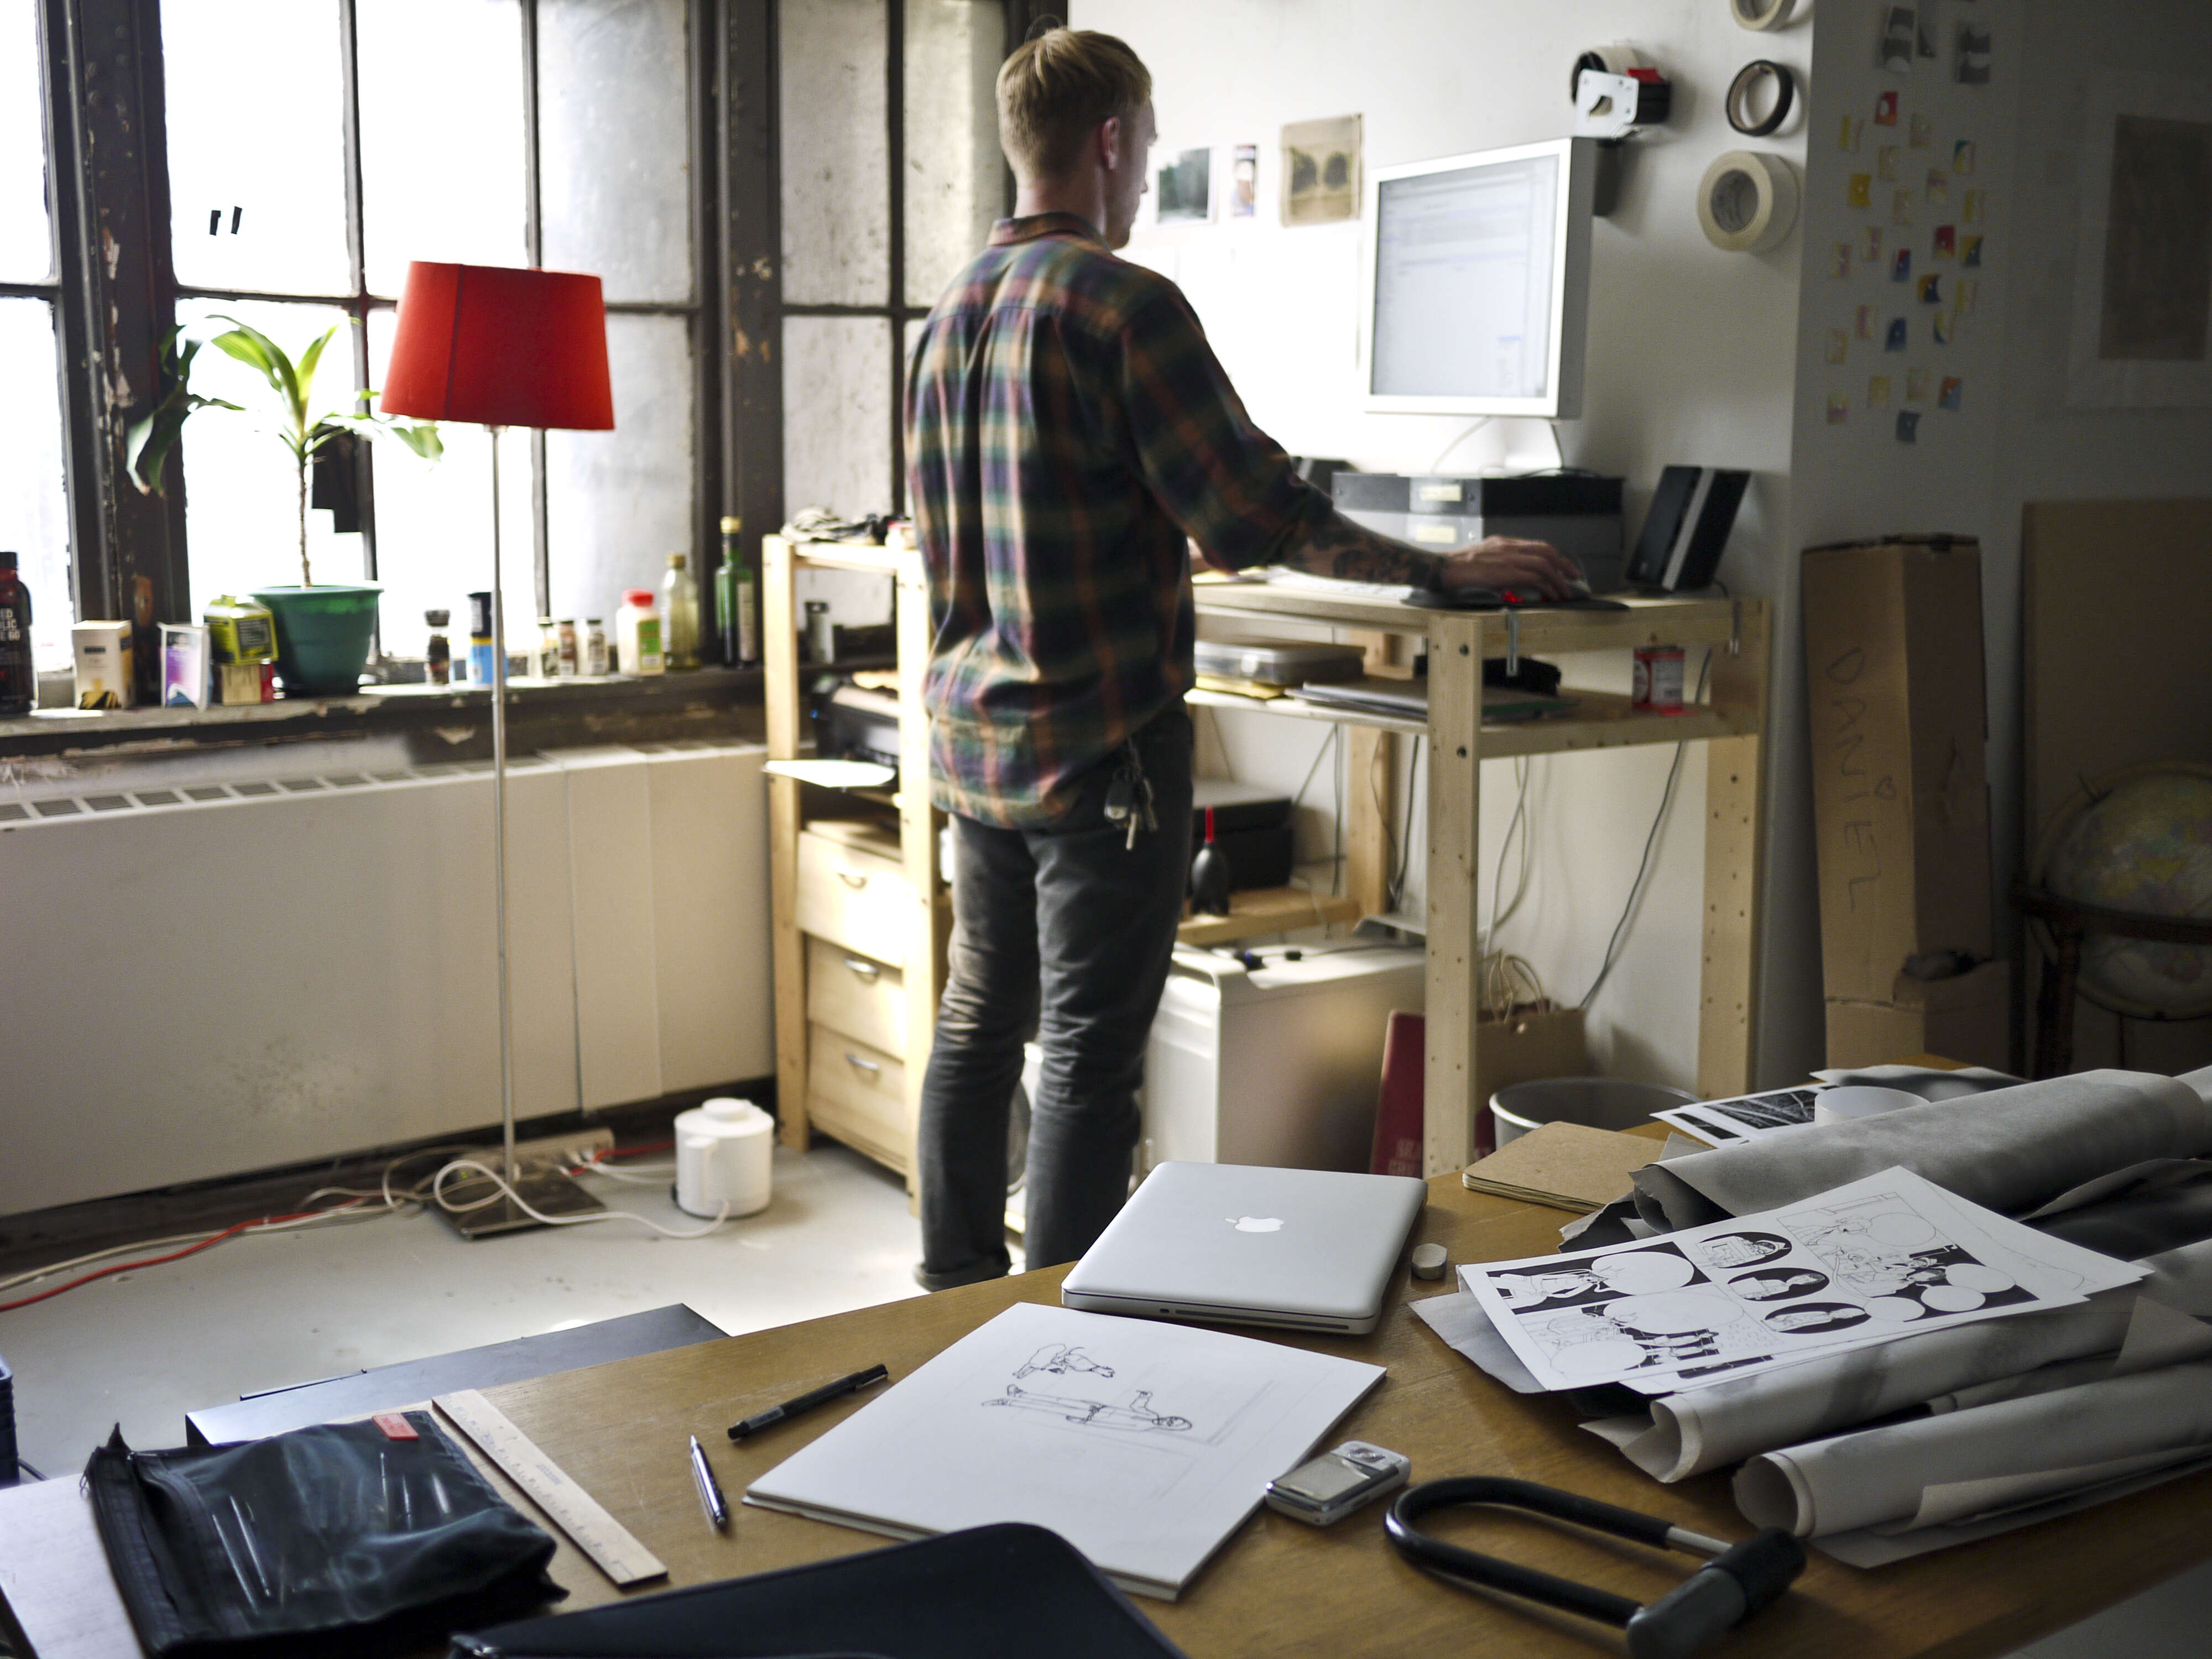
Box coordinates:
[1,666,763,760]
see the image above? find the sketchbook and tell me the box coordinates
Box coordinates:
[743,1303,1384,1600]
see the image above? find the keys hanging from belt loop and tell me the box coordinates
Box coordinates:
[1103,740,1157,852]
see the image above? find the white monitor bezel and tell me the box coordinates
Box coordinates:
[1358,135,1594,420]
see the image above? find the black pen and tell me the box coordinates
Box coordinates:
[728,1363,890,1441]
[688,1433,728,1529]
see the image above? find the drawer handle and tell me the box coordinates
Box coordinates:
[843,1052,883,1076]
[842,956,881,982]
[837,870,869,890]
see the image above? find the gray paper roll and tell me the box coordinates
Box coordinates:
[1633,1070,2212,1230]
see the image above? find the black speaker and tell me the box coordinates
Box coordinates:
[1626,466,1750,591]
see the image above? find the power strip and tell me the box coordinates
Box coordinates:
[506,1127,617,1171]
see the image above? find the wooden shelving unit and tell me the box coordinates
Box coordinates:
[1191,580,1771,1175]
[767,547,1770,1186]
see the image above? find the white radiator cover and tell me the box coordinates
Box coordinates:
[0,742,771,1215]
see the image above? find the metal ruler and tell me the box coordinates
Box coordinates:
[435,1388,669,1587]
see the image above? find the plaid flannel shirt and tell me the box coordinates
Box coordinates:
[905,213,1336,827]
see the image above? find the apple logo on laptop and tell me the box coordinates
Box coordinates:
[1228,1215,1284,1233]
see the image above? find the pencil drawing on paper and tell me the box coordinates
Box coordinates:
[1014,1344,1116,1381]
[985,1383,1194,1433]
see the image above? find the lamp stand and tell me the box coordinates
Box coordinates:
[441,423,605,1239]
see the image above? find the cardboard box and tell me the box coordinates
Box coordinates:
[1369,1003,1590,1175]
[71,620,134,709]
[1802,535,1992,1002]
[1825,958,2011,1071]
[216,661,276,705]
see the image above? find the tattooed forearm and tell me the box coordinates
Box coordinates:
[1279,512,1442,587]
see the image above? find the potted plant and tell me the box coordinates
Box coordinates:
[130,320,441,696]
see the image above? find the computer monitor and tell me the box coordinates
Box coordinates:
[1360,137,1595,420]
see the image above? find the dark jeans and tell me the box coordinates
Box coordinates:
[916,708,1194,1286]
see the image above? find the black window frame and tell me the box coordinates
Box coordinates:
[25,0,759,688]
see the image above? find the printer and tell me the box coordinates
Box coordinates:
[1332,472,1627,593]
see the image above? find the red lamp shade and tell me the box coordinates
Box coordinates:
[380,262,614,431]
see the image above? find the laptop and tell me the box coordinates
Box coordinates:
[1061,1162,1428,1335]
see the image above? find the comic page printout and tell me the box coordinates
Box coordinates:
[1464,1168,2142,1396]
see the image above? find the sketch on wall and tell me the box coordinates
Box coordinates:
[1281,114,1361,226]
[2068,70,2212,407]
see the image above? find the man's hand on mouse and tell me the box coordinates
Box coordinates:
[1435,536,1585,599]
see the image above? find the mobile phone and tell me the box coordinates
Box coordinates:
[1263,1441,1411,1526]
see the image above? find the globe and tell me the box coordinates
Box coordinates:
[2039,766,2212,1019]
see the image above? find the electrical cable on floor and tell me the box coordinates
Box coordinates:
[1579,651,1715,1010]
[0,1138,720,1314]
[429,1160,729,1238]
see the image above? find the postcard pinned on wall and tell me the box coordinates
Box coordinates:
[1869,373,1893,409]
[1963,233,1984,267]
[1935,225,1957,259]
[1876,89,1900,127]
[1887,317,1911,351]
[1920,273,1945,305]
[1155,148,1213,225]
[1828,392,1851,425]
[1841,115,1864,152]
[1230,144,1258,218]
[1857,304,1879,340]
[1862,225,1885,263]
[1907,367,1930,401]
[1955,276,1979,314]
[1281,114,1360,226]
[1849,173,1873,208]
[1825,328,1849,365]
[1963,189,1985,224]
[1934,309,1954,345]
[1879,145,1901,182]
[1897,409,1922,443]
[1893,247,1913,282]
[1893,189,1916,225]
[1938,375,1965,410]
[1910,112,1935,149]
[1954,139,1977,175]
[1832,242,1854,279]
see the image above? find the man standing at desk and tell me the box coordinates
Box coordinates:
[905,27,1580,1288]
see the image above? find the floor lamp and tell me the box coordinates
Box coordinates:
[381,260,614,1238]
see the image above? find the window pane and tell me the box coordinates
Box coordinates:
[540,0,691,305]
[903,0,1000,308]
[0,298,71,669]
[357,0,529,298]
[164,0,351,296]
[546,312,695,632]
[784,314,891,514]
[780,0,888,306]
[366,306,531,660]
[0,0,52,284]
[176,299,363,618]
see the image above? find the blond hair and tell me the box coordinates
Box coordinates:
[995,28,1151,180]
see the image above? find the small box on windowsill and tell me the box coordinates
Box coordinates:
[217,661,276,706]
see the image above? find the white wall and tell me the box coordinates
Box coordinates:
[1076,0,1811,1090]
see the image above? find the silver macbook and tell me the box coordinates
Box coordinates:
[1061,1162,1428,1335]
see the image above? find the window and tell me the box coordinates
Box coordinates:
[778,0,1003,622]
[0,0,71,669]
[158,0,701,660]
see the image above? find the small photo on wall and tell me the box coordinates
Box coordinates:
[1155,148,1212,224]
[1230,144,1259,218]
[1938,376,1964,410]
[1282,114,1361,226]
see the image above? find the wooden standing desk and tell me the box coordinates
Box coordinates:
[1188,583,1770,1178]
[462,1168,2212,1659]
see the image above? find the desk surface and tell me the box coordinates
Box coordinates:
[469,1172,2212,1659]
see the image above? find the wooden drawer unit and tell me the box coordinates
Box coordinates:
[796,828,910,966]
[806,936,904,1055]
[806,1022,910,1172]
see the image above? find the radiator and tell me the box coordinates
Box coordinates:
[0,741,772,1215]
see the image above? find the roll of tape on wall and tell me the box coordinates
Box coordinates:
[1725,59,1796,137]
[1731,0,1796,30]
[1697,150,1799,253]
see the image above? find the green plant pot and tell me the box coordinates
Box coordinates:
[248,583,382,697]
